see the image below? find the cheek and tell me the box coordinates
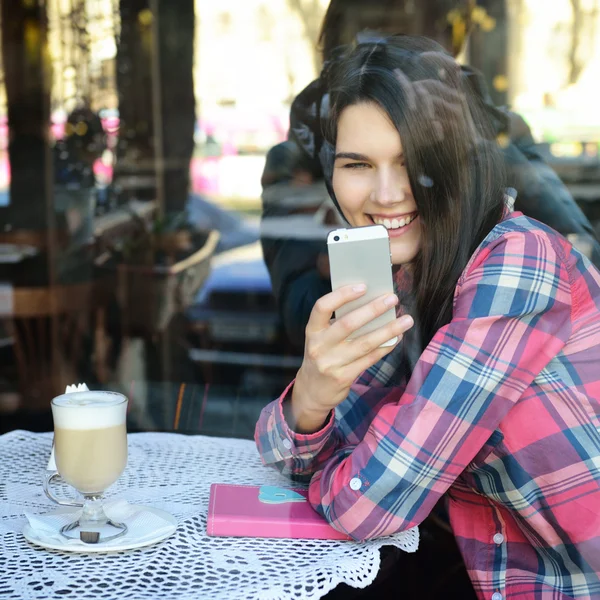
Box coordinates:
[332,172,369,215]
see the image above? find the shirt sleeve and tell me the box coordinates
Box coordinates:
[307,229,573,540]
[254,376,409,483]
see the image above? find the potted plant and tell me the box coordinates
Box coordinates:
[96,210,220,337]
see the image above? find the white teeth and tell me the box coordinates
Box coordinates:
[373,214,415,229]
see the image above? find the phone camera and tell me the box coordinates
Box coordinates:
[333,235,340,242]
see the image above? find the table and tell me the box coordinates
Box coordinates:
[0,430,419,600]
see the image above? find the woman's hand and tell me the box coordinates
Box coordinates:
[289,284,414,433]
[394,53,477,143]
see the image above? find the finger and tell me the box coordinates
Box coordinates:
[314,315,412,376]
[419,51,461,75]
[394,69,417,111]
[354,314,414,352]
[306,284,367,334]
[433,98,464,119]
[418,80,463,104]
[414,82,466,129]
[417,82,466,125]
[431,96,467,123]
[337,343,398,384]
[414,81,436,121]
[328,293,399,344]
[344,314,414,363]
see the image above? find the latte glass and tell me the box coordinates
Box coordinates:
[44,390,128,543]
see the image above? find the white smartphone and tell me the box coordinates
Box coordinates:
[327,224,398,347]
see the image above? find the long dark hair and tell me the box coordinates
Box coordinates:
[323,36,505,367]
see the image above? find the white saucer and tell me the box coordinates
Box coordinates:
[23,505,177,553]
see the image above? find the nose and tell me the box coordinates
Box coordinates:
[373,165,409,206]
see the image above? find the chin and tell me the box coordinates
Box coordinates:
[390,245,419,266]
[391,255,415,266]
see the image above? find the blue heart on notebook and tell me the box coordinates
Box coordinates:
[258,486,307,504]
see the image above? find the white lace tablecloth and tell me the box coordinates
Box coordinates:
[0,430,419,600]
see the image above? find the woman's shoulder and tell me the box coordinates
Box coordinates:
[459,212,579,287]
[492,210,564,241]
[475,211,570,260]
[458,211,600,312]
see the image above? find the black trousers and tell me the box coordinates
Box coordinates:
[323,516,477,600]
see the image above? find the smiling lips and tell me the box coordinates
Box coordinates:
[371,212,418,231]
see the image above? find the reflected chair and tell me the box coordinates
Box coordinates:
[3,282,95,412]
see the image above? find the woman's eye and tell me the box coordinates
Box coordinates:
[343,162,369,169]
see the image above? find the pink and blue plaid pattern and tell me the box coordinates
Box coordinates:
[256,212,600,599]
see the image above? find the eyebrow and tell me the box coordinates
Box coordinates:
[335,152,369,161]
[334,152,404,161]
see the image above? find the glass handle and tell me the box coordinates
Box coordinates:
[43,471,84,508]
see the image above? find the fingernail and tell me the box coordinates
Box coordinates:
[400,315,414,328]
[353,284,367,293]
[384,294,398,307]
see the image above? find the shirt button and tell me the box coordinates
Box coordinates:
[493,533,504,545]
[491,593,503,600]
[349,477,362,491]
[282,438,292,450]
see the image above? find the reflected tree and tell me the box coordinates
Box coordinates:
[156,0,195,215]
[0,0,51,231]
[569,0,583,84]
[567,0,598,85]
[287,0,325,75]
[115,0,155,205]
[467,0,508,106]
[115,0,195,215]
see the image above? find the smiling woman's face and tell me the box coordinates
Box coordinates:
[332,101,422,266]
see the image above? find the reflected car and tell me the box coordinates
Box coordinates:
[186,193,259,254]
[185,242,302,383]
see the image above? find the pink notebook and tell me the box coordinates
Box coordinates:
[207,483,351,540]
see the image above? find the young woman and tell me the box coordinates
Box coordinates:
[255,36,600,599]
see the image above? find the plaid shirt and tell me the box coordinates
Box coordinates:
[255,212,600,599]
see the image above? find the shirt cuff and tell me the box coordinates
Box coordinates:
[272,379,335,459]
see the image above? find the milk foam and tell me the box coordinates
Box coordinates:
[52,391,127,430]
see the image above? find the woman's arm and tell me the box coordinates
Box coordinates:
[254,357,408,483]
[306,228,573,539]
[255,268,415,482]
